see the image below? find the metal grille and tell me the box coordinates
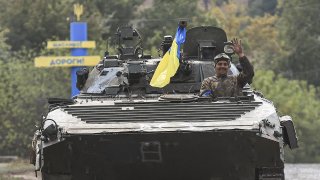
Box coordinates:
[63,101,262,123]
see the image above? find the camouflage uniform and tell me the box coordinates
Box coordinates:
[200,56,254,97]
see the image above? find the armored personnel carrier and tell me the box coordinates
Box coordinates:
[31,23,298,180]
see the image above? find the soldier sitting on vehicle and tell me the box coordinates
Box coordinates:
[200,38,254,97]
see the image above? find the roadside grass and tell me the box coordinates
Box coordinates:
[0,159,34,180]
[0,174,23,180]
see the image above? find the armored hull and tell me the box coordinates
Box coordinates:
[35,95,290,180]
[31,25,297,180]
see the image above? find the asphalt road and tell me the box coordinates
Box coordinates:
[284,164,320,180]
[1,163,320,180]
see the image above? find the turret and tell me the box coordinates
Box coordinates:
[76,24,241,96]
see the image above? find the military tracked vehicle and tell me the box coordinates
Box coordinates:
[31,22,298,180]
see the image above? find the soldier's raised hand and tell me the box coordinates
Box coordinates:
[231,38,244,58]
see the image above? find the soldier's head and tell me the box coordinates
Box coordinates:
[214,53,231,77]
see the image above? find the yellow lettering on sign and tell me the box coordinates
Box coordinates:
[34,56,101,67]
[47,41,96,49]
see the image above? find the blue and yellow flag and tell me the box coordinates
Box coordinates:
[150,26,186,88]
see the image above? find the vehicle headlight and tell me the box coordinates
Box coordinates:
[42,119,58,140]
[224,44,234,54]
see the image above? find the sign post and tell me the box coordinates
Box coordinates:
[70,22,88,96]
[34,4,100,97]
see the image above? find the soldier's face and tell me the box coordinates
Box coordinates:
[215,60,229,76]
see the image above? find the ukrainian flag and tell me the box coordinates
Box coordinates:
[150,26,186,88]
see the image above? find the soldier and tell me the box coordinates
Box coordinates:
[200,38,254,97]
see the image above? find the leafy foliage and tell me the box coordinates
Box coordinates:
[0,28,10,60]
[205,2,285,69]
[0,0,72,52]
[0,55,70,156]
[248,0,277,16]
[0,0,144,53]
[278,0,320,85]
[136,0,208,56]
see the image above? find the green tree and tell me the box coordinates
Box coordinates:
[0,55,70,156]
[206,2,284,69]
[278,0,320,85]
[0,28,10,59]
[0,0,72,52]
[0,0,144,53]
[248,0,277,16]
[0,34,70,156]
[136,0,208,56]
[85,0,144,37]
